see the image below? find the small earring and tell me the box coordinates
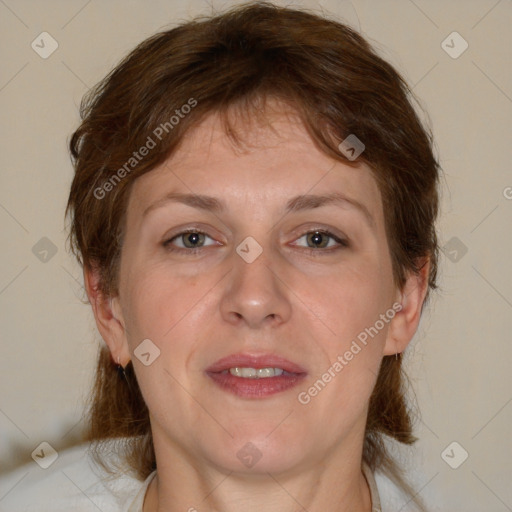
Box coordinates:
[116,357,134,393]
[116,356,126,378]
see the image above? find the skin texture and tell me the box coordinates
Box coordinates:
[85,101,429,512]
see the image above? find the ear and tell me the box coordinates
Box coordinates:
[383,258,430,356]
[83,264,131,367]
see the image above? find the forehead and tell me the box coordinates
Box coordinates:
[126,102,383,225]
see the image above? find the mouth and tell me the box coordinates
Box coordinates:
[205,353,307,398]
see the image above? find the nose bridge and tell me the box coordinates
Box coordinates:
[219,235,291,328]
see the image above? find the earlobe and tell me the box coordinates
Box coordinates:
[83,265,131,366]
[383,258,430,356]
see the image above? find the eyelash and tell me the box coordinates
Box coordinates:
[162,228,349,255]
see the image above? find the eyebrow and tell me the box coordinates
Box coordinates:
[142,191,375,228]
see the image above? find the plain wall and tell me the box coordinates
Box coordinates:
[0,0,511,510]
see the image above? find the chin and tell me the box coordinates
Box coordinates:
[204,429,309,476]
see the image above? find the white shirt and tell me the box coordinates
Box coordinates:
[0,440,422,511]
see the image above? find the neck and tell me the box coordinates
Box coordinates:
[143,430,372,512]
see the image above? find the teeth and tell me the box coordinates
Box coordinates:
[229,367,285,378]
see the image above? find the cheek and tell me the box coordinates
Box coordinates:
[299,279,389,425]
[121,262,214,362]
[294,258,393,411]
[119,265,209,419]
[304,259,393,343]
[123,262,181,329]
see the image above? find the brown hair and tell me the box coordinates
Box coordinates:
[65,1,440,507]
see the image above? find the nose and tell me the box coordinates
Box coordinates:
[219,242,292,330]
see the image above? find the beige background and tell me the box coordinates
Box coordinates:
[0,0,511,510]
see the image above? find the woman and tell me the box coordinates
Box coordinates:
[4,1,440,510]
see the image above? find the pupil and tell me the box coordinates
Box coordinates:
[309,231,325,248]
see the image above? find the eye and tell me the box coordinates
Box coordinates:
[163,229,218,252]
[292,230,349,252]
[162,228,348,255]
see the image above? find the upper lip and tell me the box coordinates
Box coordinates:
[206,353,307,374]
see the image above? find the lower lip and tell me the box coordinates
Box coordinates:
[206,371,307,398]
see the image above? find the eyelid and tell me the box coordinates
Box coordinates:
[289,228,349,250]
[163,225,349,253]
[163,227,219,250]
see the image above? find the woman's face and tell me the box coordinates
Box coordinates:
[109,104,407,474]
